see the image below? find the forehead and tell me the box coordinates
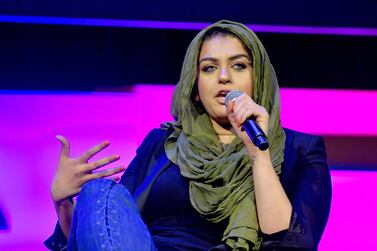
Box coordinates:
[199,36,248,59]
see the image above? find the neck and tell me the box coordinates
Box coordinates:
[210,117,236,144]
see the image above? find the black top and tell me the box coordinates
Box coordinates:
[142,164,228,250]
[45,128,332,251]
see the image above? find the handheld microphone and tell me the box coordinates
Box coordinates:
[225,90,269,151]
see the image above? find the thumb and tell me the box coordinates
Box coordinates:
[227,112,239,131]
[56,135,70,158]
[226,100,237,125]
[226,99,234,115]
[227,101,245,132]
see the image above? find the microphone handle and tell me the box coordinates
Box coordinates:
[242,119,269,151]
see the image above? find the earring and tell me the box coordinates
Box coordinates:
[194,94,200,102]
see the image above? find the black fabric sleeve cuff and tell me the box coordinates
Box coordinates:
[44,222,68,251]
[260,211,317,251]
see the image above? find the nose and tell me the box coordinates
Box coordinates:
[219,66,231,85]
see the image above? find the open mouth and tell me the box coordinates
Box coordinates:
[216,90,231,104]
[216,90,230,98]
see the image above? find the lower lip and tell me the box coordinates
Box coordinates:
[216,96,226,104]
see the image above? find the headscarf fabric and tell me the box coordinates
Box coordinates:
[164,20,286,250]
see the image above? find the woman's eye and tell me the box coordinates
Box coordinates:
[201,65,217,72]
[232,63,247,70]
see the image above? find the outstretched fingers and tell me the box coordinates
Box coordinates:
[78,140,111,162]
[88,166,126,180]
[83,154,121,172]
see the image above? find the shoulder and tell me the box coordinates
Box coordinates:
[283,128,326,156]
[136,125,174,155]
[141,126,173,143]
[284,128,324,144]
[119,125,174,193]
[281,128,328,182]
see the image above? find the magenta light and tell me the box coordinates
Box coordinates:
[0,85,376,250]
[1,15,377,36]
[250,24,377,36]
[320,170,377,251]
[280,88,377,135]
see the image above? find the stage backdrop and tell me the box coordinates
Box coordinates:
[0,84,376,250]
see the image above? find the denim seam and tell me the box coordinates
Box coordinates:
[105,181,117,250]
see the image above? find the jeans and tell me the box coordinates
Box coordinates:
[68,179,157,251]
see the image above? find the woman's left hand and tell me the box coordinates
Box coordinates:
[227,93,269,150]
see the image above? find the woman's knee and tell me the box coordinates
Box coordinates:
[83,178,115,192]
[108,182,138,213]
[77,178,116,204]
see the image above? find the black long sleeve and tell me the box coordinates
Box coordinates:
[261,131,332,250]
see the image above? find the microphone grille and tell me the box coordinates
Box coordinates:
[225,90,243,107]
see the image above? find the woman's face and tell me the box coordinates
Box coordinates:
[196,35,253,125]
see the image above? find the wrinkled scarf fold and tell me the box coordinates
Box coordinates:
[164,20,286,250]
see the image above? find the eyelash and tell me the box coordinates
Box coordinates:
[201,63,248,73]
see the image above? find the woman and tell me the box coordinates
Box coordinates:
[46,20,331,251]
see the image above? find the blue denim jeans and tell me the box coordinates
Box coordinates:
[68,179,157,251]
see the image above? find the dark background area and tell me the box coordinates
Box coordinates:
[1,0,377,27]
[0,0,376,91]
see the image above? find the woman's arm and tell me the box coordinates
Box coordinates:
[248,147,292,234]
[227,93,331,246]
[51,135,124,237]
[260,133,332,249]
[52,199,75,239]
[45,128,168,250]
[227,93,292,234]
[45,135,125,250]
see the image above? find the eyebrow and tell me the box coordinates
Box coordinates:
[198,53,251,64]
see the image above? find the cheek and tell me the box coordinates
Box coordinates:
[197,77,212,100]
[236,78,253,97]
[247,82,253,97]
[243,72,253,96]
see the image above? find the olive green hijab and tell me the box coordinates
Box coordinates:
[164,20,286,250]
